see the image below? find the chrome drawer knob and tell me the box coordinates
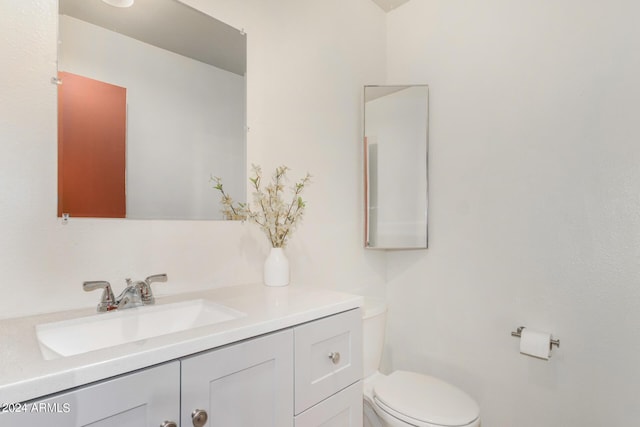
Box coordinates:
[160,422,177,427]
[192,409,208,427]
[328,351,341,364]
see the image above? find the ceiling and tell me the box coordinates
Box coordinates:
[371,0,411,12]
[59,0,408,75]
[59,0,246,75]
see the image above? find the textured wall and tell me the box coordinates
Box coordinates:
[0,0,387,319]
[385,1,640,425]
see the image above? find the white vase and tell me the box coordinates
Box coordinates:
[263,247,290,287]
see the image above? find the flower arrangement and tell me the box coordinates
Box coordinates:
[212,165,311,248]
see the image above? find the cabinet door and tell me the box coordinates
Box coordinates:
[181,329,294,427]
[0,362,180,427]
[294,381,363,427]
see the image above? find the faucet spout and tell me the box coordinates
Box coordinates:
[115,279,144,309]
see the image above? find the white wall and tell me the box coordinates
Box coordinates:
[59,15,245,220]
[0,0,387,319]
[385,1,640,426]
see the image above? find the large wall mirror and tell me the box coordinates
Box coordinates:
[57,0,246,220]
[364,85,428,249]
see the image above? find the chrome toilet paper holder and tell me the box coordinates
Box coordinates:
[511,326,560,349]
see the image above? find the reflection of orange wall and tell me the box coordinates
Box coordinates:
[58,71,126,218]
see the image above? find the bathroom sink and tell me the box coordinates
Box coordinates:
[36,299,246,360]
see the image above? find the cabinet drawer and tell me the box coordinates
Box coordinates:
[294,381,363,427]
[294,308,362,415]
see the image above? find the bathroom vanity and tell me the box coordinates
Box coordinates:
[0,285,363,426]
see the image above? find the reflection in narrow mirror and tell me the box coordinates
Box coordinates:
[57,0,246,220]
[364,85,428,249]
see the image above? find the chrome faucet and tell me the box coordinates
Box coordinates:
[83,274,168,312]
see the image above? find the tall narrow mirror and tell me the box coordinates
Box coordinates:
[364,85,428,249]
[57,0,246,220]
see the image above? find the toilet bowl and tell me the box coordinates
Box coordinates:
[362,298,480,427]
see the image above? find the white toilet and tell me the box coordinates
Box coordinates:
[362,298,481,427]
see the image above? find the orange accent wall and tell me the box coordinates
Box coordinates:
[58,71,126,218]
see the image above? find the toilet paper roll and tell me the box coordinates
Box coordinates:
[519,328,551,360]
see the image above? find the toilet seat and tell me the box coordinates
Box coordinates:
[373,371,480,427]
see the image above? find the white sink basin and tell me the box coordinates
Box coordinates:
[36,299,246,360]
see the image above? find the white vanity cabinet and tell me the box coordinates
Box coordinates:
[179,308,362,427]
[4,308,362,427]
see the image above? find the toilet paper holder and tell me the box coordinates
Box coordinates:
[511,326,560,349]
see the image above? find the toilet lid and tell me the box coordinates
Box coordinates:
[373,371,479,427]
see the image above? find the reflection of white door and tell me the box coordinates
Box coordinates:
[365,137,379,247]
[1,362,180,427]
[58,71,127,218]
[181,329,294,427]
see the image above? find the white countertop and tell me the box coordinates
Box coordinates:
[0,284,363,403]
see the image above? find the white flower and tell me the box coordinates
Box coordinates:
[213,165,311,248]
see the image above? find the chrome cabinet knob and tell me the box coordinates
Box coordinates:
[160,422,177,427]
[192,409,208,427]
[328,351,341,364]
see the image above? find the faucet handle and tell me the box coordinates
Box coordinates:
[83,281,116,312]
[145,273,167,284]
[140,273,168,304]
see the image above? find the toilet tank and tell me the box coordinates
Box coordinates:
[362,297,387,378]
